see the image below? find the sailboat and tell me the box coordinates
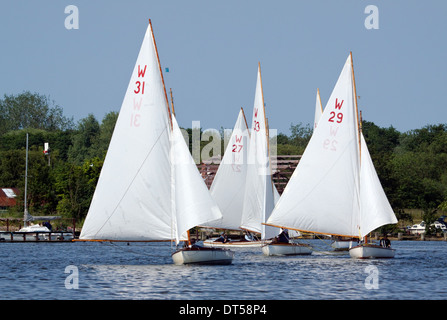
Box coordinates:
[237,63,311,256]
[265,53,397,259]
[201,108,264,248]
[79,20,233,265]
[14,134,73,241]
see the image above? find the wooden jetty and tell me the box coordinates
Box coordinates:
[0,230,75,242]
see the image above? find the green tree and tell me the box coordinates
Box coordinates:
[288,122,312,154]
[0,91,73,134]
[68,114,100,165]
[55,157,103,221]
[89,111,118,159]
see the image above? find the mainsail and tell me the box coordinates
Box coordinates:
[205,108,250,230]
[80,21,221,243]
[266,53,396,239]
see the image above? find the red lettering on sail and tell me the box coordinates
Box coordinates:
[328,112,343,123]
[130,114,141,127]
[335,98,344,110]
[235,135,242,143]
[134,81,145,94]
[323,139,337,151]
[137,65,147,78]
[133,98,142,111]
[254,108,258,118]
[329,126,339,136]
[232,144,243,153]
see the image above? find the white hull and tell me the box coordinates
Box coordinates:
[172,247,234,265]
[202,238,266,248]
[349,244,395,259]
[331,240,357,251]
[262,243,312,256]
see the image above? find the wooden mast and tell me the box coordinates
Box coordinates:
[240,107,250,137]
[170,88,176,117]
[317,88,323,113]
[149,19,172,130]
[351,51,366,243]
[350,52,361,159]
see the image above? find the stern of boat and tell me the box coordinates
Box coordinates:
[349,244,395,259]
[172,246,234,265]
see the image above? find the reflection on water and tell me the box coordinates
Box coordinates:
[1,240,447,300]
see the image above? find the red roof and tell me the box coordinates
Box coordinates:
[0,188,19,207]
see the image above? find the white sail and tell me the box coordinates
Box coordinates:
[170,116,222,244]
[311,84,396,239]
[240,63,277,240]
[314,88,323,129]
[205,108,250,230]
[358,134,397,238]
[80,21,221,243]
[80,22,172,241]
[266,54,361,237]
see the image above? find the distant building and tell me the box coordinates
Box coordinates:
[0,188,19,211]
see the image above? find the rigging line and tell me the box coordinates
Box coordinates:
[93,126,169,238]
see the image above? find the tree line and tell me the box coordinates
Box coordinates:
[1,92,446,228]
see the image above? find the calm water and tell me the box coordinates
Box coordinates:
[0,240,446,300]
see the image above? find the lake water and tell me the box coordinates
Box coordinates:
[1,239,446,302]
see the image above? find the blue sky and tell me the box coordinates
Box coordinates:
[1,1,446,135]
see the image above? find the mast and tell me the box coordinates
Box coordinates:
[23,133,30,227]
[170,88,175,117]
[317,88,323,113]
[149,19,172,130]
[241,107,250,137]
[350,52,361,159]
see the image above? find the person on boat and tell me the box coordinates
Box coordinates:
[380,235,391,248]
[43,221,52,231]
[215,232,229,243]
[244,231,256,242]
[273,229,289,244]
